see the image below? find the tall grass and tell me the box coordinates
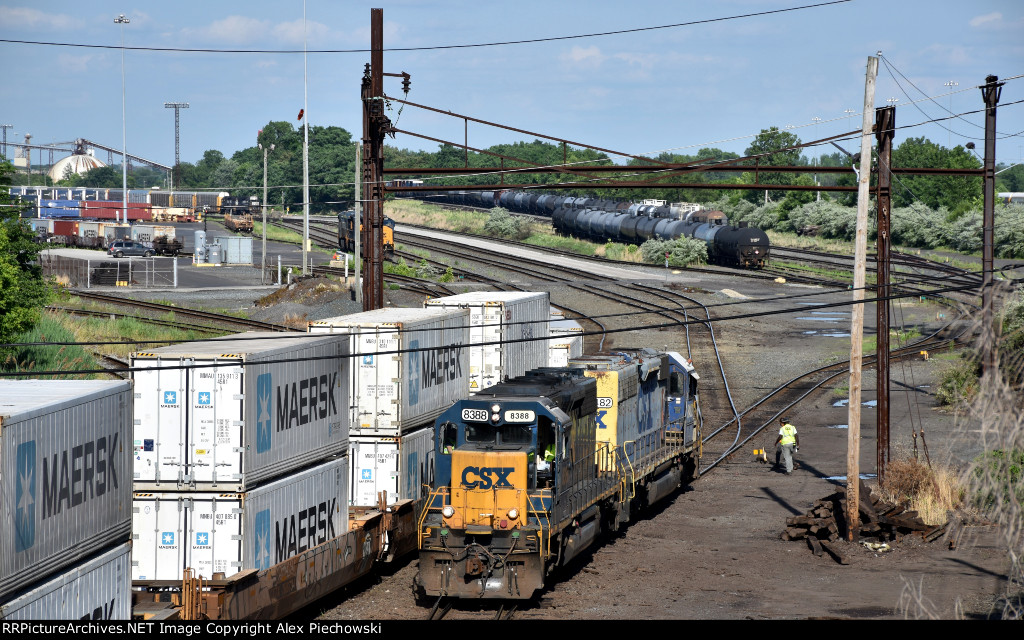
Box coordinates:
[1,312,107,379]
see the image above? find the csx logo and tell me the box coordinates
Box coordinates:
[461,466,514,490]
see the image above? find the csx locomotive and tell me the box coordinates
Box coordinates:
[415,348,701,600]
[337,210,395,257]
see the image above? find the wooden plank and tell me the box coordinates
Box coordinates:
[807,536,823,557]
[785,527,808,540]
[819,540,850,565]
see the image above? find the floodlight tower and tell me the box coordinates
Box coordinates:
[164,102,189,188]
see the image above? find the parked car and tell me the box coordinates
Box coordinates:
[107,240,154,258]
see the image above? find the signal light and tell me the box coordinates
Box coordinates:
[442,505,455,519]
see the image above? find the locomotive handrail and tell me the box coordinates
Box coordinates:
[525,492,551,561]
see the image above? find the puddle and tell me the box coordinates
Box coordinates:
[823,474,878,481]
[917,385,931,389]
[825,424,848,429]
[863,400,877,407]
[833,399,848,407]
[803,330,851,337]
[796,302,827,306]
[796,317,840,323]
[810,311,848,316]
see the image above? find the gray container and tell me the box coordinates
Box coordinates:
[215,236,253,265]
[132,455,349,581]
[548,318,584,367]
[0,381,132,601]
[308,307,470,435]
[207,242,223,265]
[0,542,131,620]
[131,332,350,491]
[424,291,550,393]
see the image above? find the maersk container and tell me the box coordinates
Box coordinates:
[0,380,132,601]
[548,317,584,367]
[131,332,350,491]
[349,427,433,507]
[131,455,349,581]
[424,291,550,393]
[0,542,131,620]
[130,224,174,245]
[309,307,470,435]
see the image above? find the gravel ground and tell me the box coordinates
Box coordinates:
[109,253,1013,620]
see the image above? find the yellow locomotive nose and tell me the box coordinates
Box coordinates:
[449,450,528,530]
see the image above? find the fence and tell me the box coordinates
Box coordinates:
[40,254,178,288]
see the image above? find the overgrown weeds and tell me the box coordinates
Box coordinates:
[878,457,965,526]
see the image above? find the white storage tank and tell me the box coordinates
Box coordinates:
[349,426,433,507]
[0,542,132,620]
[308,307,470,435]
[0,380,132,601]
[131,455,349,581]
[131,332,350,491]
[424,291,550,393]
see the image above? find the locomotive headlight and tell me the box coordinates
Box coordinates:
[442,505,455,519]
[490,403,501,413]
[507,508,519,520]
[491,413,500,423]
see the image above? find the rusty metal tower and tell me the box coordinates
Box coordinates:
[164,102,189,188]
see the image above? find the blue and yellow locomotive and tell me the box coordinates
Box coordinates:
[415,348,700,600]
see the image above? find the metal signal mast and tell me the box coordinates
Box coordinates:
[164,102,189,188]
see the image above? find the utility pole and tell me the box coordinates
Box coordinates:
[875,105,895,485]
[943,80,958,148]
[164,102,189,189]
[302,0,310,276]
[981,75,1003,378]
[259,138,274,285]
[361,8,387,310]
[354,142,362,306]
[0,124,11,161]
[847,55,878,542]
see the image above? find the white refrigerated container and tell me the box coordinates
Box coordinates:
[349,427,433,507]
[0,380,132,601]
[309,307,470,435]
[132,455,349,581]
[424,291,550,393]
[131,332,349,491]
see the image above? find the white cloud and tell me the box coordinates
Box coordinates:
[563,45,606,67]
[182,15,271,45]
[272,19,331,46]
[969,12,1002,28]
[0,6,79,30]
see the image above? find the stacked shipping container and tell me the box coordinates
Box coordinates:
[0,381,134,619]
[130,332,353,581]
[308,307,471,507]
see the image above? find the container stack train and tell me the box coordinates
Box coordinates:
[1,288,702,619]
[417,189,770,268]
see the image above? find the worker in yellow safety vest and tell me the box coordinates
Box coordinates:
[774,417,800,475]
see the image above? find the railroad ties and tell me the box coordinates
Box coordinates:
[780,479,948,564]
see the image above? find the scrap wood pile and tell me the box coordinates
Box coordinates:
[781,479,948,564]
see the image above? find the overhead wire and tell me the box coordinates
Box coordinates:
[0,1,853,55]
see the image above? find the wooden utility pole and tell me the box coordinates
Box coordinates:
[360,8,386,310]
[875,105,895,485]
[981,75,1003,377]
[847,55,878,542]
[354,142,362,307]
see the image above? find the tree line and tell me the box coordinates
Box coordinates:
[10,121,1023,217]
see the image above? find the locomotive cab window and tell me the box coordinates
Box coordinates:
[465,423,533,447]
[670,372,686,396]
[440,422,457,454]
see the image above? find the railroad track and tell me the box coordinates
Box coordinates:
[48,305,228,335]
[70,291,297,333]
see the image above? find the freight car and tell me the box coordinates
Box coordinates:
[338,210,395,257]
[223,212,255,233]
[420,190,770,268]
[414,348,701,600]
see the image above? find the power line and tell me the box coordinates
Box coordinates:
[0,1,853,55]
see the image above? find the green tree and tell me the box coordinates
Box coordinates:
[0,162,50,349]
[891,137,981,213]
[742,127,804,204]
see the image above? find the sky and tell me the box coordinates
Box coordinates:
[2,0,1023,178]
